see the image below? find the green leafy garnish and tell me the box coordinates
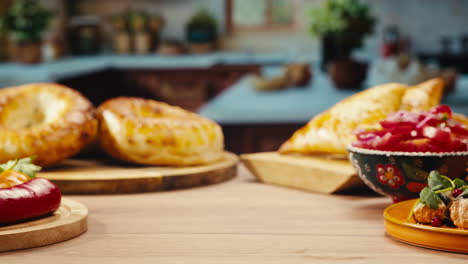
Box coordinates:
[460,188,468,199]
[435,186,454,194]
[0,157,41,178]
[427,171,453,191]
[453,178,466,189]
[412,171,467,222]
[420,187,442,209]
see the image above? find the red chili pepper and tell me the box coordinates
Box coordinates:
[0,178,61,225]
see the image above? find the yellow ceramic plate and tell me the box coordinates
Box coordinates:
[384,199,468,253]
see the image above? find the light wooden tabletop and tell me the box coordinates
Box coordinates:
[2,166,467,263]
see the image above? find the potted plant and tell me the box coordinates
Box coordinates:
[0,0,54,63]
[111,14,131,54]
[186,9,218,53]
[148,14,165,51]
[308,0,375,88]
[127,10,151,54]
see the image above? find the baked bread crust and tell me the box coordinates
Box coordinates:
[412,202,446,224]
[279,78,444,156]
[97,97,224,166]
[279,83,408,155]
[450,199,468,229]
[0,83,98,167]
[400,78,444,111]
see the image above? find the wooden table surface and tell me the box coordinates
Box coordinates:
[2,165,467,263]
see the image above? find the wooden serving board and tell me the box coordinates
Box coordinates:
[241,152,366,194]
[0,198,87,252]
[38,152,238,194]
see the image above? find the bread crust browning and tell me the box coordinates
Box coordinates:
[412,202,446,224]
[279,83,408,155]
[279,78,445,156]
[97,97,224,166]
[400,78,444,111]
[450,199,468,229]
[0,83,98,167]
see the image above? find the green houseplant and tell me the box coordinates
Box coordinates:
[186,9,218,53]
[0,0,54,63]
[308,0,375,88]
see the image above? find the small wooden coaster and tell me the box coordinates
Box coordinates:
[39,152,239,194]
[0,198,88,252]
[241,152,365,194]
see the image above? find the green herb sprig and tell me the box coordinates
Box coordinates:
[427,171,453,191]
[419,171,467,209]
[419,187,441,209]
[0,156,42,178]
[459,188,468,199]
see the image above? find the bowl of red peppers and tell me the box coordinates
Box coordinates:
[348,105,468,202]
[0,157,61,226]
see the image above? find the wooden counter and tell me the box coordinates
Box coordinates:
[2,166,467,263]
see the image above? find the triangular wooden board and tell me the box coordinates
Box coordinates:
[38,152,238,194]
[0,198,87,252]
[241,152,366,194]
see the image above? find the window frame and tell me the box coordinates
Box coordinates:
[225,0,299,33]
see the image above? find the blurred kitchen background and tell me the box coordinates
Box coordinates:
[0,0,467,153]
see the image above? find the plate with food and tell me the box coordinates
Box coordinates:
[384,172,468,253]
[0,157,87,252]
[0,83,238,194]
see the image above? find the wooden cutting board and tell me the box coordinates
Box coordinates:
[38,152,238,194]
[241,152,366,194]
[0,198,87,252]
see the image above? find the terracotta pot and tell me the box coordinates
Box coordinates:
[321,35,354,72]
[328,59,368,89]
[14,42,42,64]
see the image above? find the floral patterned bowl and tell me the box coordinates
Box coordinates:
[347,145,468,203]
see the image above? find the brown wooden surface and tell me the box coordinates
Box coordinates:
[241,152,365,194]
[38,152,238,194]
[0,198,87,252]
[2,165,467,262]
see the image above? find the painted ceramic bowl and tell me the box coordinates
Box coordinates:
[347,145,468,203]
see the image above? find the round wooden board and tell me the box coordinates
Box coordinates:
[38,152,239,194]
[0,198,88,252]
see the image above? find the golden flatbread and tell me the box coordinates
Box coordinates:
[279,78,445,156]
